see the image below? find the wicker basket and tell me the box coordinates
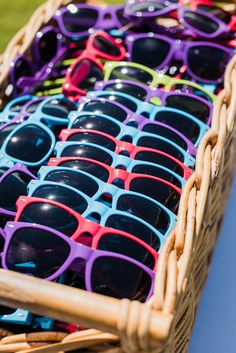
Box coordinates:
[0,1,235,352]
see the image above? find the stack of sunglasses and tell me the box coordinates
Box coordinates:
[0,0,235,334]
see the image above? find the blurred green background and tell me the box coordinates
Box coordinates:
[0,0,44,52]
[0,0,117,53]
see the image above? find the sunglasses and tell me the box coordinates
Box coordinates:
[2,221,154,302]
[0,113,68,167]
[48,156,187,189]
[0,227,55,328]
[62,31,126,100]
[109,35,233,83]
[124,0,178,18]
[9,26,67,96]
[1,94,77,125]
[78,96,207,147]
[125,1,236,39]
[32,94,78,123]
[54,139,193,180]
[38,163,181,214]
[19,183,161,270]
[189,2,236,29]
[0,163,36,220]
[88,89,213,126]
[176,6,236,39]
[15,195,169,253]
[27,180,178,239]
[103,62,217,98]
[67,112,195,166]
[54,4,129,38]
[0,96,40,123]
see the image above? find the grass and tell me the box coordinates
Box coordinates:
[0,0,45,52]
[0,0,120,52]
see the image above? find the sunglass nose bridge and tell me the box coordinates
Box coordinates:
[172,41,186,62]
[108,168,128,187]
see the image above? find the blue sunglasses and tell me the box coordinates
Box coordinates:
[26,179,177,251]
[67,111,195,167]
[38,164,181,215]
[0,111,69,167]
[54,140,192,180]
[0,95,36,123]
[86,90,209,146]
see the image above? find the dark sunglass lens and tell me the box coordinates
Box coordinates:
[19,202,78,236]
[31,185,88,214]
[116,8,129,25]
[132,164,182,188]
[14,58,32,83]
[129,1,165,14]
[105,214,160,251]
[0,123,19,147]
[59,160,109,181]
[130,178,180,214]
[0,171,32,211]
[26,100,42,114]
[10,98,31,113]
[93,35,121,56]
[63,7,98,33]
[137,136,184,162]
[0,306,16,315]
[61,145,113,165]
[67,132,116,151]
[0,169,7,177]
[198,5,231,23]
[104,82,147,101]
[183,10,218,34]
[166,95,210,124]
[38,30,58,64]
[117,195,170,233]
[91,256,152,301]
[170,84,212,102]
[109,66,153,85]
[71,59,103,91]
[135,151,184,177]
[45,170,99,197]
[132,37,170,69]
[42,99,77,119]
[6,227,70,278]
[83,101,127,122]
[142,124,187,150]
[153,111,200,144]
[97,233,155,269]
[6,125,52,163]
[188,45,230,81]
[97,93,138,112]
[72,115,120,137]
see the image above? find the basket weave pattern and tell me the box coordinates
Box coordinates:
[0,1,235,352]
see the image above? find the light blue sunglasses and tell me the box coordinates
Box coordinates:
[27,179,177,251]
[86,90,209,146]
[67,111,195,167]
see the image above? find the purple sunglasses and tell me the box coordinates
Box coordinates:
[9,26,66,96]
[54,4,129,38]
[79,96,197,155]
[125,33,233,83]
[177,6,235,39]
[124,0,178,18]
[125,1,235,39]
[2,221,154,302]
[94,79,213,125]
[0,164,36,219]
